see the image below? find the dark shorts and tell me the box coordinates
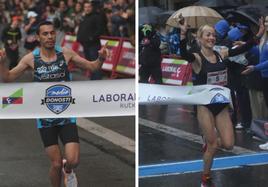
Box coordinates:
[39,124,79,147]
[205,103,229,116]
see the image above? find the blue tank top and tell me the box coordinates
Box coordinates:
[33,46,76,128]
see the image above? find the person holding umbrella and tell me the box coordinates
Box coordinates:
[178,16,264,187]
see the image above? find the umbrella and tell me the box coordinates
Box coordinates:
[194,0,244,8]
[249,0,268,6]
[226,5,268,33]
[157,10,175,26]
[139,6,164,25]
[231,5,268,25]
[166,6,223,29]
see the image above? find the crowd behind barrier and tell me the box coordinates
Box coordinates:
[0,0,135,78]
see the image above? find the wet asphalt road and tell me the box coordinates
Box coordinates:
[0,117,135,187]
[139,104,268,187]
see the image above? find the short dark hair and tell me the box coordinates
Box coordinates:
[36,21,54,35]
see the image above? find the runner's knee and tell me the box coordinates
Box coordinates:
[222,142,234,150]
[51,160,62,170]
[207,139,218,151]
[66,157,79,168]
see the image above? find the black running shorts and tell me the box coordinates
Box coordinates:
[39,124,79,147]
[205,103,229,116]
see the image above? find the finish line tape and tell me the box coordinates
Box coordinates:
[139,83,231,105]
[0,79,135,119]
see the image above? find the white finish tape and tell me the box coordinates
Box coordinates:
[139,83,231,105]
[0,79,135,119]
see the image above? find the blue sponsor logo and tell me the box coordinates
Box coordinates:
[210,93,229,104]
[41,85,75,114]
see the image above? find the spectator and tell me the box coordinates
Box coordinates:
[24,11,39,51]
[111,0,128,37]
[1,16,22,69]
[42,5,57,22]
[227,26,252,131]
[139,24,162,84]
[77,1,104,80]
[73,2,83,33]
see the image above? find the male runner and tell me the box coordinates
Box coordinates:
[0,21,107,187]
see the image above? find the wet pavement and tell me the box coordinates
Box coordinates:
[139,104,268,187]
[0,118,134,187]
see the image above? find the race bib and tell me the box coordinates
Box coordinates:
[207,69,227,86]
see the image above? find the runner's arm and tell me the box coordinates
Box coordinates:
[179,38,196,62]
[64,44,107,72]
[0,50,32,82]
[178,15,201,66]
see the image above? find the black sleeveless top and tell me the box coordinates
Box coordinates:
[193,51,227,86]
[33,46,76,128]
[33,46,70,82]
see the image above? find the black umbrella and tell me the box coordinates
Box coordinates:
[231,5,268,25]
[139,6,164,25]
[194,0,244,8]
[226,5,268,33]
[249,0,268,6]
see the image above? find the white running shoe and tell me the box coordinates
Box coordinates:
[259,142,268,150]
[62,159,78,187]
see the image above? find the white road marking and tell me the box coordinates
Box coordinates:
[139,118,255,154]
[77,118,135,153]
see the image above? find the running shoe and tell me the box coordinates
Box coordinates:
[259,142,268,150]
[201,175,215,187]
[235,123,243,130]
[62,159,78,187]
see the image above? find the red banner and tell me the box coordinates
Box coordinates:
[61,35,84,57]
[62,35,135,78]
[161,57,192,86]
[116,40,135,75]
[100,37,122,72]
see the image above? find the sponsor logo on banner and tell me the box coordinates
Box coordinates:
[146,95,171,102]
[41,85,75,114]
[92,93,135,108]
[2,88,23,109]
[116,41,135,75]
[210,93,229,104]
[209,87,224,91]
[161,58,191,85]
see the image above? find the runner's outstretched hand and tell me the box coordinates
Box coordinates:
[98,42,108,61]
